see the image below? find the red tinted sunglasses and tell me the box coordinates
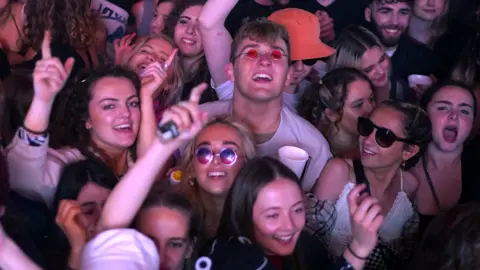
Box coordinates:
[234,48,286,61]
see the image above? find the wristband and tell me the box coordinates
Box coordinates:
[22,125,47,136]
[347,244,369,260]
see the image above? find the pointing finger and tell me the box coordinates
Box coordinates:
[41,30,52,59]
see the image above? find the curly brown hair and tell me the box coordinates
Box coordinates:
[23,0,98,49]
[49,66,141,157]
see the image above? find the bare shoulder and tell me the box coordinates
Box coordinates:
[403,170,420,199]
[313,158,354,201]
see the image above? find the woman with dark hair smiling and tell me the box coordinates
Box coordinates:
[309,100,431,268]
[200,156,382,270]
[6,31,165,208]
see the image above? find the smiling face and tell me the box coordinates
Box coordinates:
[173,5,204,58]
[193,123,247,197]
[86,76,141,152]
[227,38,291,103]
[359,46,390,88]
[252,178,305,256]
[427,86,474,153]
[366,1,412,47]
[359,105,410,169]
[137,206,192,270]
[338,79,376,134]
[413,0,446,21]
[127,38,175,75]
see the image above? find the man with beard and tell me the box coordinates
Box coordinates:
[364,0,413,56]
[365,0,439,88]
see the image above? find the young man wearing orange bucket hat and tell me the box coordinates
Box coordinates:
[268,8,336,111]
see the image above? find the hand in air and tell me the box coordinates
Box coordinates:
[347,184,384,258]
[114,33,136,65]
[55,200,89,250]
[140,49,178,98]
[315,10,335,41]
[158,83,208,143]
[33,31,75,103]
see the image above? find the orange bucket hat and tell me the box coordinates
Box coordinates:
[268,8,335,61]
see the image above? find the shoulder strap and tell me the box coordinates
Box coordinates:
[422,155,441,210]
[353,160,371,195]
[137,0,154,36]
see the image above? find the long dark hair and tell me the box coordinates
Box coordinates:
[217,157,306,270]
[49,66,140,166]
[23,0,97,49]
[380,100,432,169]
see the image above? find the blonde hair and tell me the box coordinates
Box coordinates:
[430,0,450,42]
[178,116,256,242]
[126,34,184,107]
[328,25,384,71]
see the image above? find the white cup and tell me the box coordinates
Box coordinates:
[408,74,433,88]
[278,146,309,178]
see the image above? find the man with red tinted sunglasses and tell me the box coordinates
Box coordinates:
[197,0,332,192]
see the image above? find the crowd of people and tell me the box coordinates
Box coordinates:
[0,0,479,269]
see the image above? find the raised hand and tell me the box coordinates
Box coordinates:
[33,31,75,103]
[347,184,383,259]
[55,200,89,251]
[140,48,178,98]
[158,83,208,143]
[114,33,136,65]
[315,10,335,42]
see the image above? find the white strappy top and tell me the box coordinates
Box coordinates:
[328,181,415,256]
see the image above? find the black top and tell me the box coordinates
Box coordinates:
[180,62,218,104]
[418,139,480,235]
[292,0,368,35]
[391,36,437,81]
[225,0,281,37]
[0,49,10,80]
[11,42,85,77]
[108,0,137,25]
[198,233,340,270]
[389,72,418,104]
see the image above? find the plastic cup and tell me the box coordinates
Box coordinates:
[278,146,309,178]
[408,74,433,88]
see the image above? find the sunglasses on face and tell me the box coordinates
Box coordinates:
[293,58,319,66]
[234,48,287,61]
[195,147,240,165]
[357,117,413,148]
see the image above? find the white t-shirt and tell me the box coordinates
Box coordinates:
[212,80,307,113]
[199,100,332,191]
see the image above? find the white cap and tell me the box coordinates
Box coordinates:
[80,229,159,270]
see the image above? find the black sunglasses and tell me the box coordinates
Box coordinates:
[293,58,319,66]
[357,117,413,148]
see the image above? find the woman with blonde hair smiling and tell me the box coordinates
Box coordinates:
[330,25,416,104]
[178,115,256,248]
